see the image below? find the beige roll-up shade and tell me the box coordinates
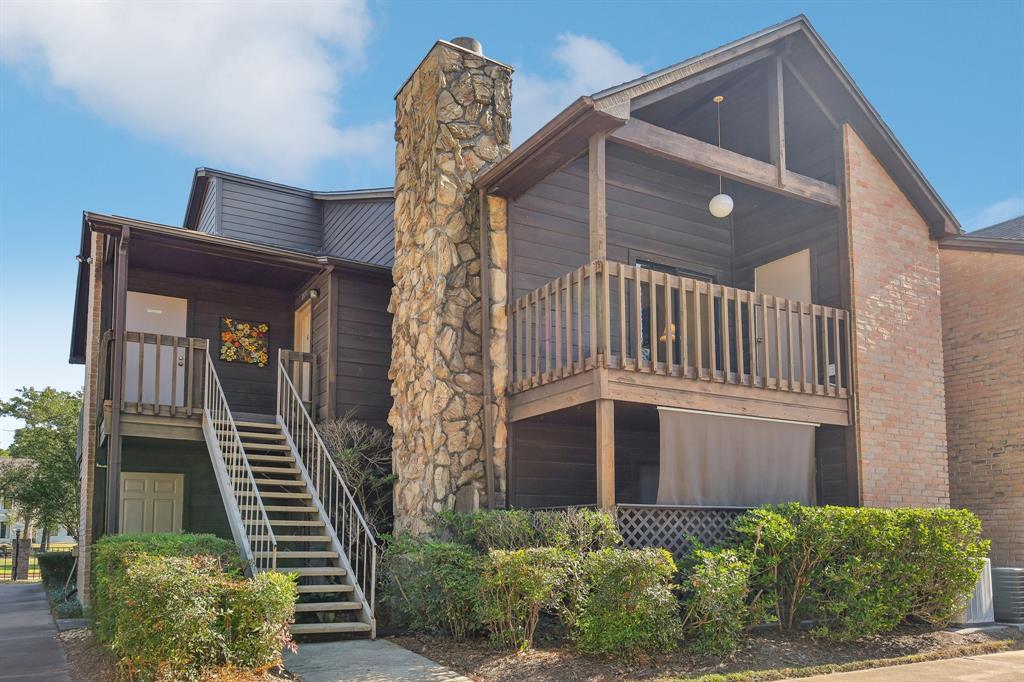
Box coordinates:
[657,408,816,507]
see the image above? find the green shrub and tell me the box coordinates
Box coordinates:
[680,547,759,655]
[478,547,570,650]
[383,537,483,640]
[90,533,296,680]
[433,508,621,552]
[221,571,298,670]
[37,551,76,590]
[575,548,682,659]
[732,505,988,641]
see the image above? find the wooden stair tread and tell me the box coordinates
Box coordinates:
[290,622,370,635]
[258,550,337,559]
[239,466,300,474]
[231,420,280,430]
[242,443,291,451]
[257,535,330,543]
[260,491,312,499]
[268,519,324,527]
[296,584,352,594]
[293,566,346,576]
[294,601,361,612]
[234,431,285,440]
[241,478,305,487]
[247,454,294,463]
[244,505,317,512]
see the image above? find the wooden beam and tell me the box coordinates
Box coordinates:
[768,57,786,186]
[782,56,839,130]
[595,398,615,510]
[610,118,840,207]
[588,134,607,261]
[105,226,130,535]
[630,47,776,110]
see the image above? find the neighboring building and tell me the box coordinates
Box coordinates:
[70,17,968,636]
[941,215,1024,569]
[0,494,75,547]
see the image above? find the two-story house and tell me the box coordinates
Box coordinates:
[72,16,967,636]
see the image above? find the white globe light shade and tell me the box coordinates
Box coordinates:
[708,193,734,218]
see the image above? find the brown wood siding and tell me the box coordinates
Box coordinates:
[333,270,393,426]
[308,271,332,422]
[509,145,732,302]
[126,269,294,415]
[322,199,395,268]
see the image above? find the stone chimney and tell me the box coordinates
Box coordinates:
[389,38,512,534]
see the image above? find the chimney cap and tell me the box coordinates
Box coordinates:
[450,36,483,55]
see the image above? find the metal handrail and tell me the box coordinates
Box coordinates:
[276,354,378,621]
[202,348,277,572]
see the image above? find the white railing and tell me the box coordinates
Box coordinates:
[202,348,277,573]
[276,350,377,628]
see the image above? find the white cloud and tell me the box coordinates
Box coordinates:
[967,194,1024,231]
[0,0,391,182]
[512,34,644,145]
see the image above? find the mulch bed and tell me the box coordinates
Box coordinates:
[392,623,1024,681]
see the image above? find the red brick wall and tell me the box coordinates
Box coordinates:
[941,247,1024,566]
[843,125,949,507]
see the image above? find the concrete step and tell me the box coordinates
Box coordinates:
[293,566,347,577]
[296,583,353,594]
[294,601,361,613]
[290,622,371,635]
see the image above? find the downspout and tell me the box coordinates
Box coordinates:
[104,225,130,534]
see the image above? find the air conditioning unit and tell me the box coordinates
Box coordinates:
[993,566,1024,624]
[954,558,993,624]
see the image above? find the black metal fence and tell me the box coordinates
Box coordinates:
[0,531,75,582]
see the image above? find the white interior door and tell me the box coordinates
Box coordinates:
[754,249,812,382]
[120,472,184,534]
[124,292,188,407]
[293,301,312,402]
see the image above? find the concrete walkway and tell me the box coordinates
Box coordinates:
[796,650,1024,681]
[284,639,470,682]
[0,582,72,682]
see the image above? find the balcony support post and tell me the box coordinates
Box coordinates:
[105,225,130,535]
[596,397,615,510]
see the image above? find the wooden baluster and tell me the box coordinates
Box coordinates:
[797,301,806,392]
[576,268,584,372]
[787,300,797,392]
[565,276,573,376]
[760,295,771,388]
[663,271,674,374]
[525,295,532,386]
[722,287,732,382]
[747,293,756,386]
[543,284,551,382]
[617,264,627,370]
[513,299,520,388]
[588,264,597,368]
[694,281,705,379]
[601,262,611,368]
[554,276,562,378]
[708,284,718,381]
[834,307,844,396]
[771,296,782,389]
[135,334,144,413]
[733,288,743,384]
[633,265,642,371]
[841,310,852,398]
[170,337,179,416]
[648,268,659,372]
[679,277,689,378]
[810,305,819,393]
[154,334,162,413]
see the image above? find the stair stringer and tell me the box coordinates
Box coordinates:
[202,415,259,575]
[277,418,376,638]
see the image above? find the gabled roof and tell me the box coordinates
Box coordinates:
[941,214,1024,254]
[477,15,959,237]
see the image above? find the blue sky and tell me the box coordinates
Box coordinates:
[1,0,1022,444]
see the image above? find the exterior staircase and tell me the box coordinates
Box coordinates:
[201,349,377,638]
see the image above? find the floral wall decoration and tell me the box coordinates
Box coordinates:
[220,317,269,367]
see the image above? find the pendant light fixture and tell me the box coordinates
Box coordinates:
[708,95,734,218]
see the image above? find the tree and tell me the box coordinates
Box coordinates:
[0,387,82,541]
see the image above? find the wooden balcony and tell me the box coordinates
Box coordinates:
[508,260,852,426]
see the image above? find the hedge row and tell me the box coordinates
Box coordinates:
[384,506,988,659]
[91,533,296,681]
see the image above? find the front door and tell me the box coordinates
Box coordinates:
[293,300,313,402]
[124,292,189,407]
[754,249,812,382]
[120,472,184,534]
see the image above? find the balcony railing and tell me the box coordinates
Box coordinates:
[509,260,851,398]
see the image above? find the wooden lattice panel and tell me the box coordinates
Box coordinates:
[616,505,746,557]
